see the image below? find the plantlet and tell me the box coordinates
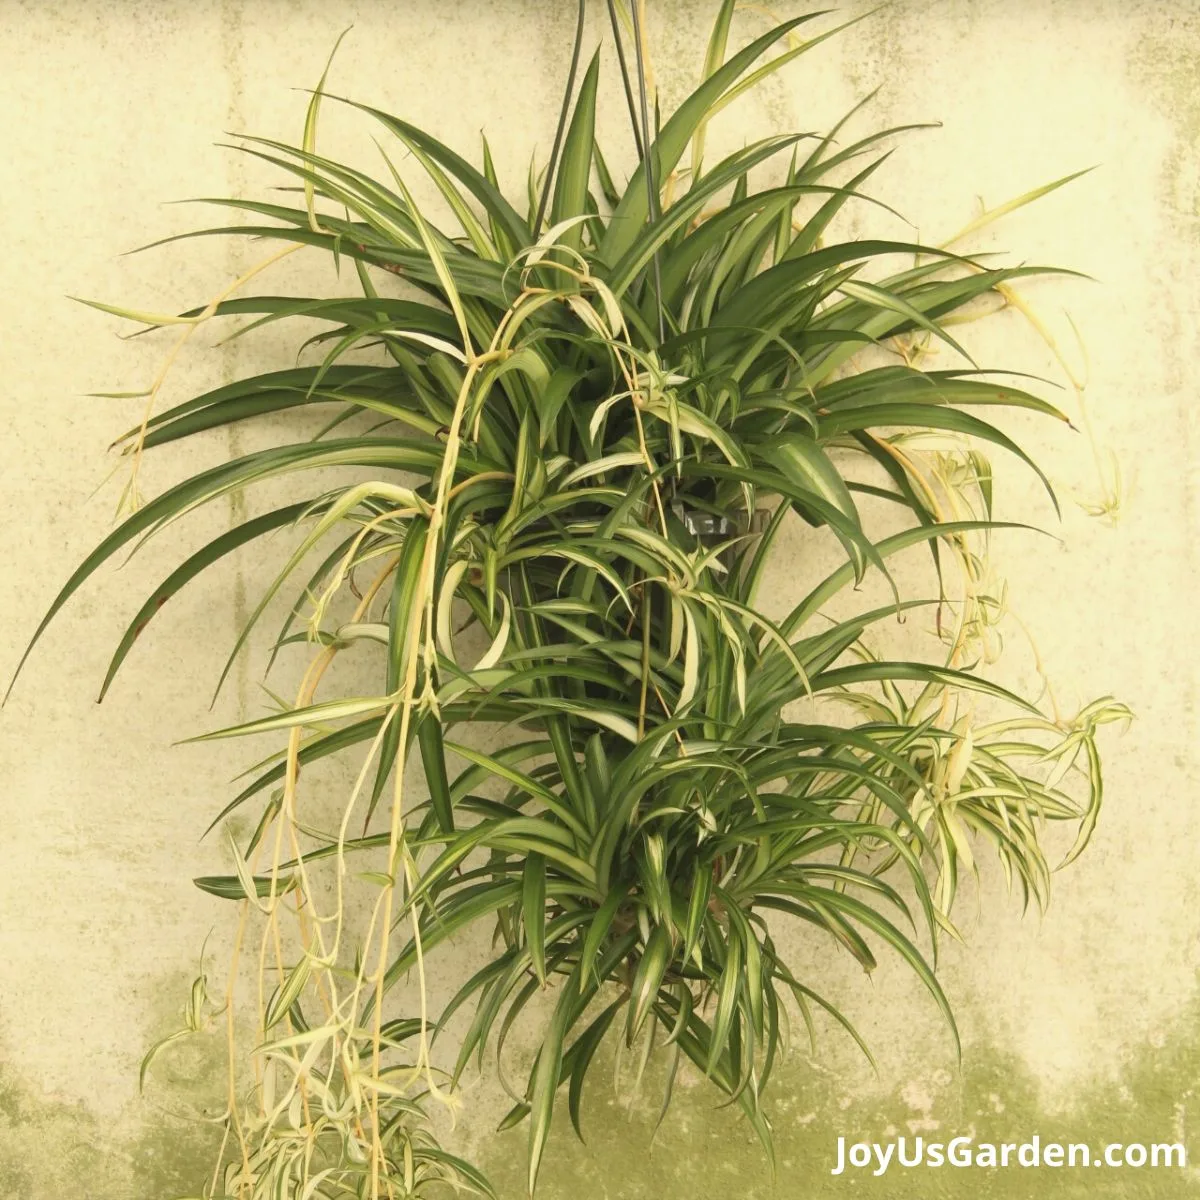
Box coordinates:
[12,3,1128,1197]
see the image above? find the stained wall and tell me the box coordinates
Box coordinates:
[1,1,1198,1195]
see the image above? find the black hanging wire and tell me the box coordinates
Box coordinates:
[533,0,588,236]
[605,0,645,162]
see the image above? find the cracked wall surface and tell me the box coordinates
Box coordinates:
[2,1,1198,1196]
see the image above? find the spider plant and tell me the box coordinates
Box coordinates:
[10,2,1128,1196]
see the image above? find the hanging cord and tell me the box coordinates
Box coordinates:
[629,0,666,343]
[605,0,645,161]
[533,0,588,235]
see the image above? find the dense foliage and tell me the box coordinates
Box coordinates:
[14,4,1126,1196]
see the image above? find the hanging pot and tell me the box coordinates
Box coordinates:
[673,503,770,571]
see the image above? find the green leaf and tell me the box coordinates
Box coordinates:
[99,503,310,701]
[626,925,671,1042]
[332,96,532,255]
[417,711,455,835]
[818,403,1059,514]
[567,1001,622,1139]
[599,14,824,266]
[551,50,601,252]
[369,518,429,825]
[8,438,467,701]
[690,0,737,178]
[193,873,297,901]
[528,966,581,1195]
[522,853,548,985]
[263,955,312,1031]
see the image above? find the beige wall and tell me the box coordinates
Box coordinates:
[2,1,1198,1196]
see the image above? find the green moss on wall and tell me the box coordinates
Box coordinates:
[1130,10,1200,228]
[467,985,1200,1199]
[0,970,225,1199]
[0,1055,220,1197]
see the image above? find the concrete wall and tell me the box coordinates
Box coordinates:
[1,1,1197,1196]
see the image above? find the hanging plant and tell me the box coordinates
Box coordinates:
[11,2,1128,1196]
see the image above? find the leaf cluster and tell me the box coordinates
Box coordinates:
[14,4,1128,1196]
